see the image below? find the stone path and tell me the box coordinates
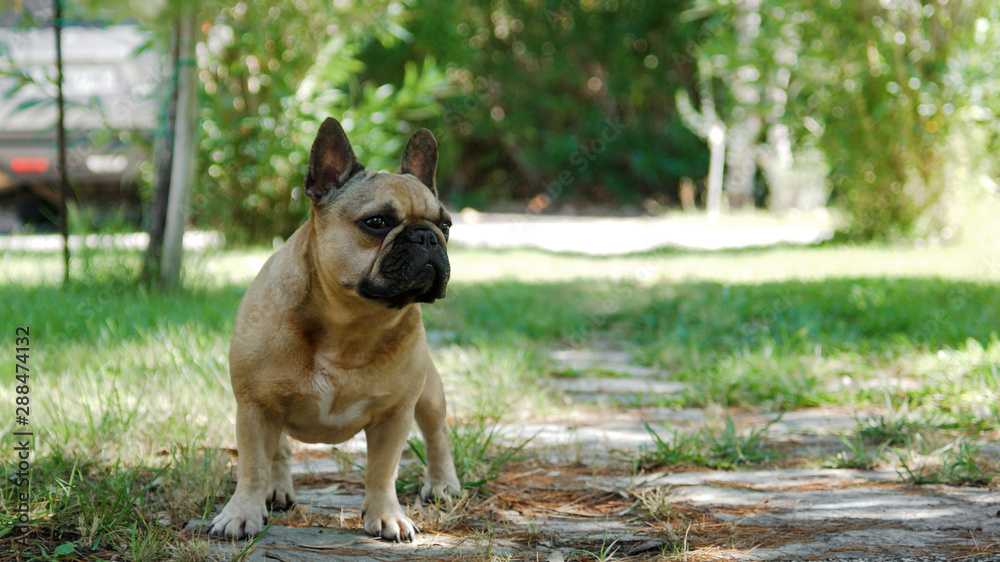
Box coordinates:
[189,350,1000,561]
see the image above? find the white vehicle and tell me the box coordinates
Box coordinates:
[0,1,160,230]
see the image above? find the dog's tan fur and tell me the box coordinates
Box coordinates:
[210,119,459,542]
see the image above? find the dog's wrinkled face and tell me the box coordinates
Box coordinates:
[303,118,451,309]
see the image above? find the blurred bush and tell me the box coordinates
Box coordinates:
[357,0,998,239]
[792,0,987,241]
[55,0,1000,242]
[356,0,707,211]
[190,0,450,244]
[674,0,996,240]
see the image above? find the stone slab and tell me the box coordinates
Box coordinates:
[548,377,686,396]
[190,522,505,561]
[548,349,670,378]
[494,421,664,451]
[744,528,993,561]
[624,467,1000,560]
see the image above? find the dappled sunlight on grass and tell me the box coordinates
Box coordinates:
[446,239,1000,284]
[0,278,241,465]
[1,320,237,464]
[433,342,553,421]
[443,191,1000,284]
[4,240,997,455]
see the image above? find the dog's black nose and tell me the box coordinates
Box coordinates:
[404,226,438,247]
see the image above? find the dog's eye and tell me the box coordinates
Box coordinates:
[440,222,451,238]
[363,216,389,230]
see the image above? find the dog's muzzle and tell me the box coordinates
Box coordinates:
[360,225,450,308]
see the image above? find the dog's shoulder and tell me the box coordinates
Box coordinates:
[235,225,312,324]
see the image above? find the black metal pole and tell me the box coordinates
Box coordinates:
[54,0,70,285]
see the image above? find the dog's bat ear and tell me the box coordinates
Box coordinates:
[400,128,438,197]
[305,117,364,202]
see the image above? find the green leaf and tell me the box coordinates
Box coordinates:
[13,96,55,113]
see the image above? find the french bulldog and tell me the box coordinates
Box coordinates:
[209,117,460,542]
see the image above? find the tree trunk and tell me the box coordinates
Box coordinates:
[706,123,726,223]
[724,0,763,210]
[760,62,796,212]
[676,57,728,221]
[142,19,181,287]
[761,123,795,211]
[724,116,761,208]
[160,4,197,289]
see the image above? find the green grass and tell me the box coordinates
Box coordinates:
[825,434,888,470]
[825,407,1000,484]
[426,275,1000,416]
[401,414,535,498]
[895,437,998,486]
[3,227,1000,556]
[638,415,781,470]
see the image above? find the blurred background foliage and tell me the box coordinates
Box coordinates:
[357,0,707,211]
[185,0,451,244]
[686,0,993,239]
[188,0,1000,243]
[6,0,1000,243]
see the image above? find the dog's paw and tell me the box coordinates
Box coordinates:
[266,483,296,511]
[361,504,419,542]
[208,498,268,540]
[420,475,461,505]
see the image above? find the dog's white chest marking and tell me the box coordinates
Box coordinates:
[312,374,369,429]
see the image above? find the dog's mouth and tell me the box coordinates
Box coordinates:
[359,249,449,309]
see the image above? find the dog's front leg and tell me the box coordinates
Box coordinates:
[267,433,296,510]
[362,409,419,542]
[210,403,282,539]
[415,365,460,503]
